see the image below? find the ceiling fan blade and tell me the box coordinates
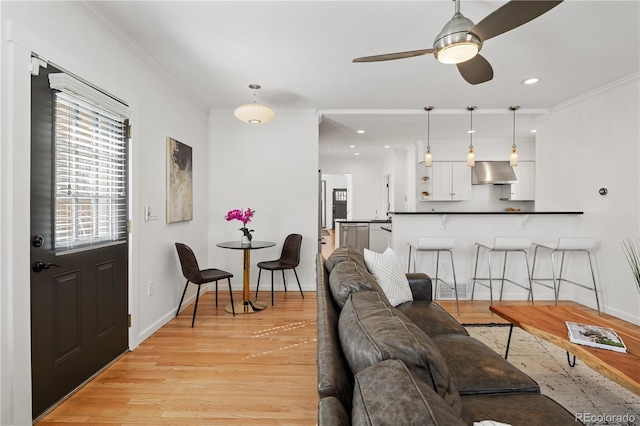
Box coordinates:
[457,54,494,85]
[471,0,563,42]
[353,48,434,63]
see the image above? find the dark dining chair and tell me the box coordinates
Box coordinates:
[255,233,304,306]
[175,242,235,326]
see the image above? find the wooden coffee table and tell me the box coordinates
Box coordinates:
[489,304,640,396]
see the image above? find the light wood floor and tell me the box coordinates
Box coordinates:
[38,290,633,424]
[37,230,634,424]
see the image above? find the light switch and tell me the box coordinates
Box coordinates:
[145,205,159,221]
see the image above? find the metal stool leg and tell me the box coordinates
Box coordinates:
[499,251,508,301]
[586,251,601,315]
[471,245,481,300]
[487,250,494,305]
[523,250,534,304]
[448,249,460,316]
[434,251,441,299]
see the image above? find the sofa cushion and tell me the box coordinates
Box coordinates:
[328,260,387,309]
[326,246,367,273]
[432,333,540,395]
[462,393,582,426]
[316,255,354,413]
[396,299,469,337]
[364,248,413,306]
[318,396,350,426]
[352,359,467,426]
[339,291,468,422]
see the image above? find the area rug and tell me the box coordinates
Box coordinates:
[466,325,640,426]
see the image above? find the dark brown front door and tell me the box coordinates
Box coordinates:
[332,188,347,229]
[30,63,129,419]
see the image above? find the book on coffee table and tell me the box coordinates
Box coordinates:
[566,321,627,353]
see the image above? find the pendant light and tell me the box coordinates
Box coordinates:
[466,106,476,167]
[509,106,519,166]
[424,106,433,167]
[234,84,275,124]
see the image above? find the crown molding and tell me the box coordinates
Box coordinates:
[550,72,639,113]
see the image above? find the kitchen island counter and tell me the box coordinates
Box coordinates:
[391,211,583,215]
[389,211,592,305]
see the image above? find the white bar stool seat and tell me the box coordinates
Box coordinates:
[531,237,600,315]
[471,237,533,305]
[407,237,460,315]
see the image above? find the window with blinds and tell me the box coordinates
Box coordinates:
[54,92,128,251]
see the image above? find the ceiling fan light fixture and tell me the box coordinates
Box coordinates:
[435,42,479,64]
[433,10,481,65]
[234,84,274,124]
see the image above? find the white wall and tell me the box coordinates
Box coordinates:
[383,148,407,215]
[207,110,319,293]
[535,75,640,323]
[319,155,386,219]
[1,2,210,424]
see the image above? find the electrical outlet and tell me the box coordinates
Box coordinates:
[147,281,154,297]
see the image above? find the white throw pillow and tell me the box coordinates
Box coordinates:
[474,421,512,426]
[363,248,413,306]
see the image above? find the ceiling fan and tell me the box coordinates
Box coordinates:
[353,0,563,85]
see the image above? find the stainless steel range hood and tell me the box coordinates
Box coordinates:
[472,161,517,185]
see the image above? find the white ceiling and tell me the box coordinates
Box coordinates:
[87,1,639,157]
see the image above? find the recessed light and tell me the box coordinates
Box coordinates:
[530,129,537,133]
[467,130,476,134]
[384,145,390,149]
[522,77,540,85]
[354,152,360,155]
[357,130,366,134]
[349,145,356,148]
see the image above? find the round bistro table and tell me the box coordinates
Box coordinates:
[216,240,275,314]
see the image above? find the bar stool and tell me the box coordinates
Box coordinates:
[407,237,460,315]
[471,237,533,305]
[530,237,600,315]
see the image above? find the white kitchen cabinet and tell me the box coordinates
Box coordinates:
[369,223,391,253]
[500,161,535,201]
[429,162,472,201]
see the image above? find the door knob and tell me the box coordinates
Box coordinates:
[32,261,61,273]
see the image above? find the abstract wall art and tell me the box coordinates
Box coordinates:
[166,137,193,223]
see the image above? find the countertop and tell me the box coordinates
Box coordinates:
[334,219,392,223]
[390,211,583,215]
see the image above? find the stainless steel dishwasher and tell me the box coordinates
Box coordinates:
[340,222,370,252]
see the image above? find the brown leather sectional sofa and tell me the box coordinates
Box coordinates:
[316,247,581,425]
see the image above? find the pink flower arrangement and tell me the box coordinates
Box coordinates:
[225,208,255,241]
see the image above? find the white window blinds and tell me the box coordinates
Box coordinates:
[53,90,129,251]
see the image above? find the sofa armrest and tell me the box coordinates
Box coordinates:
[406,272,432,301]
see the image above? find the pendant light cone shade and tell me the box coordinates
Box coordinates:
[234,84,274,124]
[467,146,475,167]
[467,106,476,167]
[510,146,518,166]
[509,106,519,166]
[424,106,433,167]
[425,148,433,167]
